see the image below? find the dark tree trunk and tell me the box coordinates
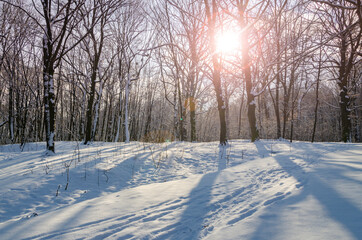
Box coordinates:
[188,39,198,142]
[84,23,103,144]
[246,91,259,142]
[204,0,227,145]
[79,90,86,141]
[190,97,196,142]
[242,38,259,142]
[20,95,29,148]
[15,84,21,142]
[238,90,245,137]
[68,79,76,141]
[177,78,187,141]
[290,82,295,143]
[100,91,109,141]
[40,0,89,150]
[275,63,281,138]
[173,88,178,140]
[84,68,97,145]
[339,35,352,142]
[282,67,295,139]
[213,67,227,145]
[312,49,322,143]
[42,18,56,152]
[273,17,282,139]
[144,103,153,141]
[107,94,115,142]
[237,2,259,142]
[43,65,56,152]
[36,76,43,142]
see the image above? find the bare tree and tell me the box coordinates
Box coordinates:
[82,0,120,145]
[204,0,228,145]
[112,0,148,143]
[314,0,361,142]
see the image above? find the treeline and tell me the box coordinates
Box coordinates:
[0,0,361,152]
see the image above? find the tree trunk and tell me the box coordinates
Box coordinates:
[213,68,228,144]
[20,95,29,148]
[8,76,14,143]
[242,37,259,142]
[91,81,103,142]
[177,77,187,141]
[35,76,42,142]
[312,49,322,143]
[290,83,295,143]
[282,67,295,139]
[275,64,281,138]
[68,79,76,141]
[79,89,86,141]
[124,73,130,143]
[43,65,56,152]
[173,87,178,140]
[339,36,352,142]
[84,66,97,145]
[144,103,152,141]
[115,91,122,142]
[188,40,198,142]
[100,91,109,141]
[238,90,245,137]
[43,29,56,152]
[237,3,259,142]
[190,97,196,142]
[204,0,227,145]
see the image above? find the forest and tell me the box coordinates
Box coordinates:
[0,0,361,152]
[1,1,362,239]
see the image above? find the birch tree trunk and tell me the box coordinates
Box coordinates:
[91,81,103,141]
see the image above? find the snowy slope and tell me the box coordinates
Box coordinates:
[0,140,361,239]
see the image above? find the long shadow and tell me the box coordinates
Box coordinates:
[1,141,217,239]
[251,142,362,239]
[155,171,220,239]
[155,146,228,239]
[0,143,172,240]
[0,142,157,224]
[2,142,235,239]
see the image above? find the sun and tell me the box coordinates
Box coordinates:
[215,30,240,55]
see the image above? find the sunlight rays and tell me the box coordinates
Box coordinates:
[215,29,241,55]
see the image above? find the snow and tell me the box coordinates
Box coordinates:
[0,140,361,239]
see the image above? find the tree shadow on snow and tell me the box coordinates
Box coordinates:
[152,172,220,239]
[251,142,362,240]
[154,145,228,239]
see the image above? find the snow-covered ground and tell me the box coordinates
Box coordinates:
[0,140,361,239]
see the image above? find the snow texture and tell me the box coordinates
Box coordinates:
[0,140,361,239]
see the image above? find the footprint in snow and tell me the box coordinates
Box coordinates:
[263,191,291,206]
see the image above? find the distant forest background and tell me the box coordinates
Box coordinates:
[0,0,361,151]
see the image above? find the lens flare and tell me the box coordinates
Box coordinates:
[215,30,240,55]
